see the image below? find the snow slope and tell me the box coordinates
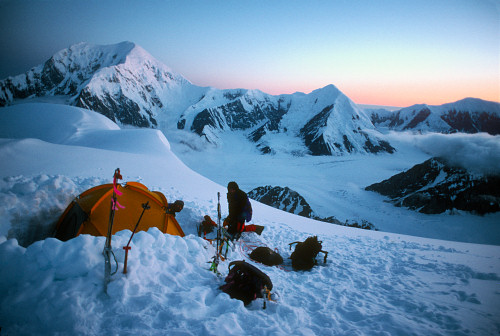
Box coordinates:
[0,102,499,335]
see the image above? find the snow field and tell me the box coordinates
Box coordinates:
[1,223,499,335]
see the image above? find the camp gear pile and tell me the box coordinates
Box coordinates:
[55,171,329,308]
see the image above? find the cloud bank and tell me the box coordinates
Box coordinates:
[386,132,500,176]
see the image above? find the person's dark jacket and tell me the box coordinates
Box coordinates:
[227,188,248,234]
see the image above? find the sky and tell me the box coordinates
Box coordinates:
[0,0,498,107]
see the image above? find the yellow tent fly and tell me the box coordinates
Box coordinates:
[54,181,184,241]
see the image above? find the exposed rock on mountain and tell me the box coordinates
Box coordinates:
[248,185,314,217]
[249,185,376,230]
[365,157,500,214]
[314,216,376,230]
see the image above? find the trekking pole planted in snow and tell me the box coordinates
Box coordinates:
[103,168,124,293]
[123,201,150,274]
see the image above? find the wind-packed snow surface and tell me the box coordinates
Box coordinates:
[0,103,499,335]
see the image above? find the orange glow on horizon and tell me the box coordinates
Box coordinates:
[253,80,500,108]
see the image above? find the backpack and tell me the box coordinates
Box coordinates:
[289,236,327,271]
[219,260,273,305]
[243,197,252,222]
[249,247,283,266]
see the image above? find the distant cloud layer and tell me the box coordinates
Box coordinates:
[386,132,500,176]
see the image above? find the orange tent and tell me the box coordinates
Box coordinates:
[54,181,184,241]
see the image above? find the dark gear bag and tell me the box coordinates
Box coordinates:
[289,236,328,271]
[250,246,283,266]
[220,260,273,305]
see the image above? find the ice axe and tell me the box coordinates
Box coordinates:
[103,168,123,294]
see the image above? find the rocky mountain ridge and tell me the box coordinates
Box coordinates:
[366,157,500,214]
[369,98,500,135]
[249,185,376,230]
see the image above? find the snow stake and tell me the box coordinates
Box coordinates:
[123,201,150,274]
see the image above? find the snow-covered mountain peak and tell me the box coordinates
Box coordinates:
[39,41,140,90]
[55,41,134,68]
[439,97,500,115]
[0,41,193,108]
[118,42,190,85]
[310,84,342,97]
[403,98,500,115]
[47,41,180,82]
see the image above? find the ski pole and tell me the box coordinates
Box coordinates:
[123,202,150,274]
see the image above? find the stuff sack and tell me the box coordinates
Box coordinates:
[243,197,253,222]
[249,246,283,266]
[289,236,326,271]
[220,260,273,305]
